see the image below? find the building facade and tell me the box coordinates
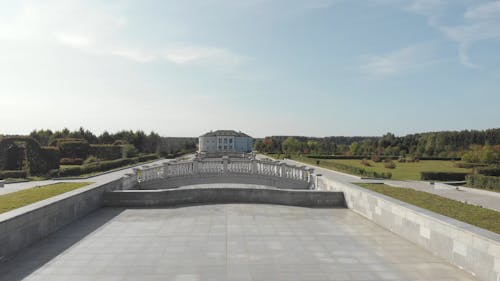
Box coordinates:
[199,130,253,154]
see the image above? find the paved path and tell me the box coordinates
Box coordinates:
[0,204,479,281]
[264,156,500,212]
[0,159,171,196]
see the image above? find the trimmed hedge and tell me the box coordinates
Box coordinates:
[466,174,500,191]
[420,171,469,181]
[60,158,84,165]
[323,161,392,179]
[476,167,500,177]
[41,146,60,170]
[0,170,28,179]
[305,155,460,161]
[90,145,123,160]
[58,139,89,159]
[0,137,58,175]
[57,154,159,177]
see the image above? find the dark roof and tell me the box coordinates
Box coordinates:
[200,130,252,138]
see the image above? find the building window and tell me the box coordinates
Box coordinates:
[229,139,233,144]
[224,146,227,150]
[218,146,222,150]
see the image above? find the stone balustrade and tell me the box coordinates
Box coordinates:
[130,157,314,190]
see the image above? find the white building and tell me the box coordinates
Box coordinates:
[199,130,253,154]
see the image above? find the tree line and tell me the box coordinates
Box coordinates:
[28,127,197,156]
[254,128,500,163]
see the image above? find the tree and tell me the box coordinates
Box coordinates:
[282,137,300,155]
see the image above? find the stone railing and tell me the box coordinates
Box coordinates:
[129,157,315,190]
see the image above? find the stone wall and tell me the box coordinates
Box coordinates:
[0,179,122,260]
[138,174,311,190]
[317,177,500,281]
[103,186,346,208]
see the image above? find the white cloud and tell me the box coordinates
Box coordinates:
[359,44,437,77]
[0,1,248,68]
[402,0,500,68]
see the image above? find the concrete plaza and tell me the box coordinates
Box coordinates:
[0,204,478,281]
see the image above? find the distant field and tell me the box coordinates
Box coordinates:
[284,155,472,181]
[357,183,500,234]
[0,182,92,214]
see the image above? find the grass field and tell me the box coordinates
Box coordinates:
[0,182,92,214]
[357,183,500,234]
[286,155,472,181]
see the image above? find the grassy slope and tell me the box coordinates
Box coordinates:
[0,182,92,214]
[357,183,500,234]
[286,155,471,180]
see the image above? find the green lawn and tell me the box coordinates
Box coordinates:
[287,155,471,181]
[0,182,92,214]
[357,183,500,234]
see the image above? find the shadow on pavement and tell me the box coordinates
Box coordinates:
[0,208,124,281]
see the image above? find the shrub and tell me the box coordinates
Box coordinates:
[60,158,84,165]
[122,144,139,158]
[384,160,396,169]
[466,174,500,191]
[420,172,469,181]
[0,137,56,175]
[41,146,60,170]
[398,157,406,163]
[84,156,98,164]
[58,140,89,159]
[475,167,500,177]
[453,162,487,169]
[324,161,391,179]
[0,170,28,179]
[57,154,159,177]
[360,159,371,166]
[371,155,381,162]
[89,145,122,160]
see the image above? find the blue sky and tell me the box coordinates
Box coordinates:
[0,0,499,137]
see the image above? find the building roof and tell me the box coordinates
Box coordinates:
[200,130,252,138]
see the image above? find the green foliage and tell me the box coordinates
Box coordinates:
[384,160,396,169]
[57,139,90,159]
[57,154,159,177]
[41,146,60,170]
[466,174,500,191]
[121,144,139,158]
[0,170,28,179]
[84,156,98,164]
[475,167,500,177]
[282,137,301,155]
[420,171,469,181]
[0,137,57,175]
[89,144,122,160]
[0,182,91,214]
[357,183,500,234]
[60,158,84,165]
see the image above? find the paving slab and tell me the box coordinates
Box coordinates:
[0,204,479,281]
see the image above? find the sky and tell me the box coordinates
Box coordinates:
[0,0,499,138]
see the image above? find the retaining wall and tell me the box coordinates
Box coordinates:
[103,185,346,208]
[0,179,122,260]
[318,177,500,281]
[138,174,311,190]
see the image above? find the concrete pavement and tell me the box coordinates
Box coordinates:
[0,204,480,281]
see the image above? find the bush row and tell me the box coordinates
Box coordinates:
[466,174,500,191]
[57,154,159,177]
[306,155,461,161]
[420,172,469,181]
[0,170,28,179]
[323,161,392,179]
[60,158,84,165]
[89,145,123,160]
[475,167,500,177]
